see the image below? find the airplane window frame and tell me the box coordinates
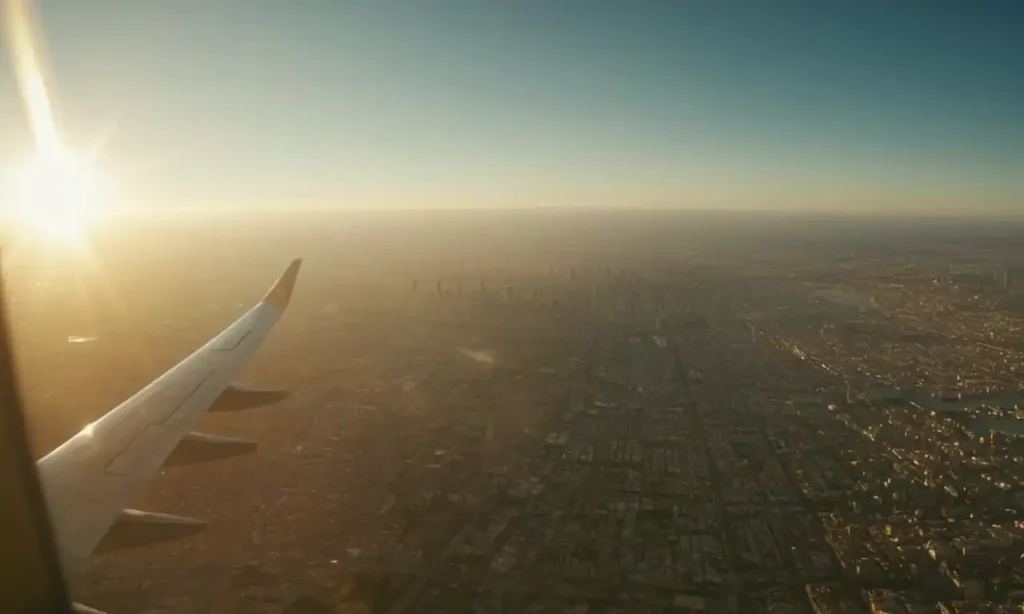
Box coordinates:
[0,254,74,614]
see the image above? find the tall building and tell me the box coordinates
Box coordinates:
[998,263,1023,290]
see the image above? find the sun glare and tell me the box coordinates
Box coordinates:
[8,151,108,243]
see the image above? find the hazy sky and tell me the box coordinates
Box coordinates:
[1,1,1022,214]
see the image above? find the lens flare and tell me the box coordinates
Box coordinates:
[9,151,108,243]
[2,0,114,245]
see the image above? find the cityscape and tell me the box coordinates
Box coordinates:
[1,0,1022,612]
[18,213,1024,613]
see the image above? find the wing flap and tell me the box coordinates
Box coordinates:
[95,510,207,553]
[165,432,257,466]
[105,423,180,476]
[161,371,219,427]
[51,473,137,559]
[209,384,290,412]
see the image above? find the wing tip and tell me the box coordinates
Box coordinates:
[263,258,303,310]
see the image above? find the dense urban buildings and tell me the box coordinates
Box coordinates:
[14,212,1024,612]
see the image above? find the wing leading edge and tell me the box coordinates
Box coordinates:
[36,258,302,576]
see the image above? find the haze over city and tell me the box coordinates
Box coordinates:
[4,1,1024,613]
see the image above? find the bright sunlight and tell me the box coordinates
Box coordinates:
[2,0,114,247]
[8,150,109,243]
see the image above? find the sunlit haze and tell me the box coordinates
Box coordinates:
[5,4,1024,612]
[1,0,111,246]
[7,150,108,242]
[0,1,1022,216]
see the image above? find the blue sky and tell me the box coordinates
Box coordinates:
[1,0,1022,214]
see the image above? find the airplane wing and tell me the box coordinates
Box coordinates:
[35,258,302,577]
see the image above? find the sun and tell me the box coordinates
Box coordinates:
[7,150,108,244]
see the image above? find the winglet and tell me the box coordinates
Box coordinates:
[263,258,303,310]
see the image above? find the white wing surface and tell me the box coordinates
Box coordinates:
[36,258,302,575]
